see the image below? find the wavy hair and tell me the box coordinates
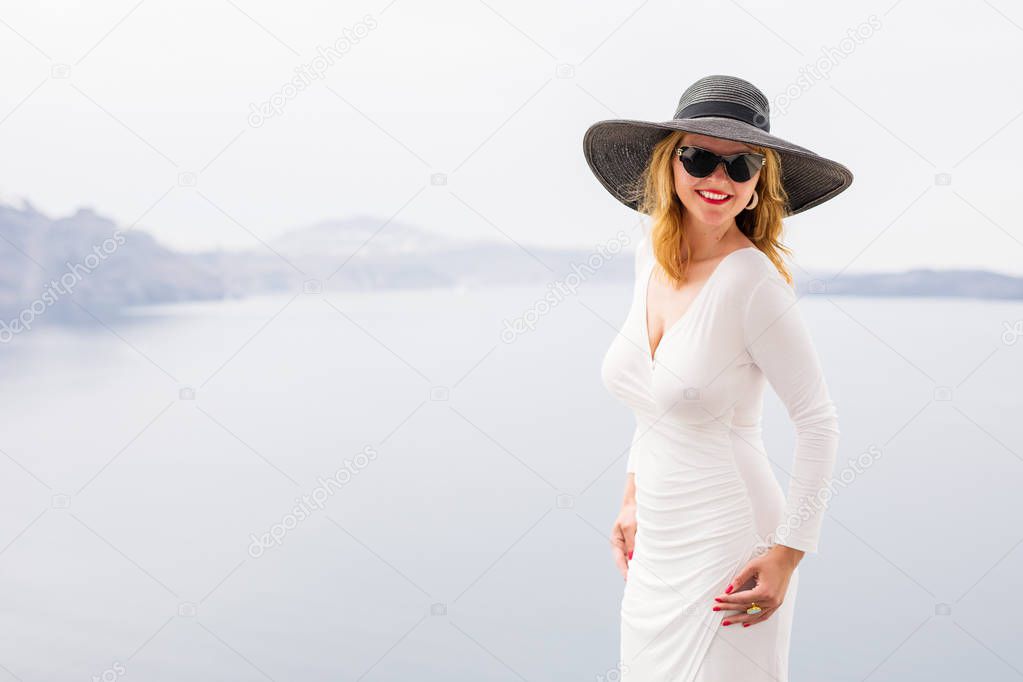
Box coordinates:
[632,130,794,285]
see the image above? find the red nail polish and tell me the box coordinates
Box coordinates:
[722,620,731,626]
[743,623,750,627]
[714,597,723,602]
[712,607,720,611]
[725,585,734,594]
[628,551,633,560]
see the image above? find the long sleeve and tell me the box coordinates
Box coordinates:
[742,274,840,554]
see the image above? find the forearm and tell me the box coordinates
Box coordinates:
[622,472,636,507]
[776,411,840,553]
[769,542,805,569]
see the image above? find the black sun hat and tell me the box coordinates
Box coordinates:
[583,74,854,216]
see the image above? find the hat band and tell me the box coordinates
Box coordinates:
[675,100,770,133]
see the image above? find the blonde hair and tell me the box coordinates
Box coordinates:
[632,130,794,285]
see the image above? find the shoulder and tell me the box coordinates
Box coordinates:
[720,246,782,290]
[632,228,654,280]
[628,229,653,294]
[719,247,796,317]
[633,229,652,266]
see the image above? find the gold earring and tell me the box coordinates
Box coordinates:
[745,189,759,211]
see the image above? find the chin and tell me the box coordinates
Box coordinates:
[685,201,734,219]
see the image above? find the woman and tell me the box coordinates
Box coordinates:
[584,75,852,681]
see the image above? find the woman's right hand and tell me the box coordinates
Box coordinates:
[611,500,637,580]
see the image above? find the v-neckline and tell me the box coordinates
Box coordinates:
[643,246,757,363]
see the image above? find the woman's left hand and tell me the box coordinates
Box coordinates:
[711,544,804,627]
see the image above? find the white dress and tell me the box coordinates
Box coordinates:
[601,232,840,681]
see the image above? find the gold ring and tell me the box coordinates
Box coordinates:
[745,602,763,616]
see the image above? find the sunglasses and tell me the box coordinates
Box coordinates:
[675,146,766,183]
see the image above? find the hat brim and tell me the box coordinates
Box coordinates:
[582,117,853,217]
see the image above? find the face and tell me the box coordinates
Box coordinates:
[673,133,761,223]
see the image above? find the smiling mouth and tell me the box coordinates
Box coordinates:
[696,189,731,203]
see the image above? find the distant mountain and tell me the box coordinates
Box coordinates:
[273,215,464,258]
[193,214,632,294]
[803,268,1023,299]
[0,201,1020,324]
[0,202,225,321]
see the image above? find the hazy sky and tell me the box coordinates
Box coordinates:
[1,0,1021,274]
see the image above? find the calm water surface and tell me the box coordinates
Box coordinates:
[0,283,1020,681]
